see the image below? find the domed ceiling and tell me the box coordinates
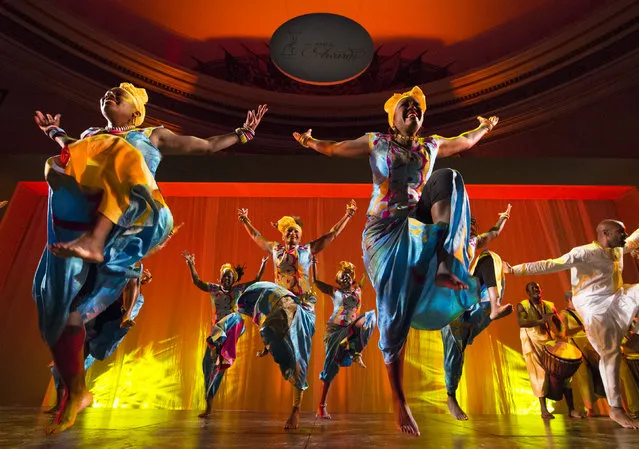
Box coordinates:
[51,0,611,94]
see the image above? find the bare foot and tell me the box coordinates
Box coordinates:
[353,353,366,368]
[609,407,639,429]
[395,400,420,436]
[317,404,331,420]
[120,319,136,329]
[586,408,596,418]
[198,410,211,419]
[569,410,584,419]
[447,395,468,421]
[490,304,513,321]
[541,409,555,420]
[435,273,468,290]
[284,406,300,430]
[50,233,104,263]
[46,390,93,434]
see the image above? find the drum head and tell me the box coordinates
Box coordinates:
[544,341,582,360]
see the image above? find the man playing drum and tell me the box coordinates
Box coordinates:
[516,282,582,419]
[505,220,639,428]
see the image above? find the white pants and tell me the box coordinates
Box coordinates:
[577,285,639,408]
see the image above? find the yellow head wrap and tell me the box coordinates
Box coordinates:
[119,82,148,127]
[276,216,302,236]
[336,261,356,283]
[383,86,427,128]
[219,263,238,283]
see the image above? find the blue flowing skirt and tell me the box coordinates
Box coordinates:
[362,171,479,364]
[238,281,316,390]
[33,165,172,346]
[320,310,376,383]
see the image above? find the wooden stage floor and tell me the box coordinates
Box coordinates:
[2,408,639,448]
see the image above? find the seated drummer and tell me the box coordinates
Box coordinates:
[517,282,582,419]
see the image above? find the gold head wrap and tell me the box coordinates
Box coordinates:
[276,216,302,236]
[383,86,427,128]
[219,263,238,283]
[336,261,356,283]
[119,82,148,126]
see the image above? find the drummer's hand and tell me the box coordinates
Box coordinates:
[542,313,555,323]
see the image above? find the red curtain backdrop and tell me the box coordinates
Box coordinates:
[1,182,638,415]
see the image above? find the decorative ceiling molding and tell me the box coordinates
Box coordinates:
[1,0,638,151]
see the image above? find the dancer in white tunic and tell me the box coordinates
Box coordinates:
[504,220,639,428]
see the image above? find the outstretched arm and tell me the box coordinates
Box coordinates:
[238,208,274,253]
[504,247,586,276]
[311,258,335,296]
[435,116,498,158]
[151,105,268,155]
[182,251,210,292]
[34,111,77,148]
[476,204,512,250]
[310,200,357,254]
[293,129,370,158]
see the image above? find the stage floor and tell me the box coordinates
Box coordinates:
[2,408,639,448]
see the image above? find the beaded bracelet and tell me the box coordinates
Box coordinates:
[235,127,255,144]
[45,125,67,140]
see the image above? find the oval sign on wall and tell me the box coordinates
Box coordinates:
[270,13,374,86]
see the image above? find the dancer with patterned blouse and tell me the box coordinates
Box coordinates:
[183,251,268,418]
[312,260,376,419]
[293,85,499,435]
[237,202,356,430]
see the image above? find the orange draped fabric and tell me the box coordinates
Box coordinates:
[1,183,639,415]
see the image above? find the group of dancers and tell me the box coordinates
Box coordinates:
[27,81,639,435]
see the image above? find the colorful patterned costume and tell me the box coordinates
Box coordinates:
[33,127,173,346]
[238,243,316,390]
[203,282,248,399]
[320,285,376,383]
[362,133,478,364]
[442,250,504,395]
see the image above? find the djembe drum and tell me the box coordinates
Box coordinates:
[541,341,583,401]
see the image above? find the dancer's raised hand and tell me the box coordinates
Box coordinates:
[477,116,499,132]
[346,200,357,216]
[499,204,512,220]
[293,129,313,147]
[34,111,62,133]
[182,250,195,264]
[244,104,268,131]
[238,208,250,223]
[0,200,7,210]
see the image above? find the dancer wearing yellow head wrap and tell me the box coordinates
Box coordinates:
[183,251,268,418]
[292,89,499,436]
[384,86,427,129]
[313,259,376,419]
[32,86,268,434]
[237,201,357,430]
[118,82,148,127]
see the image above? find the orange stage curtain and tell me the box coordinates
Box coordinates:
[1,183,639,416]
